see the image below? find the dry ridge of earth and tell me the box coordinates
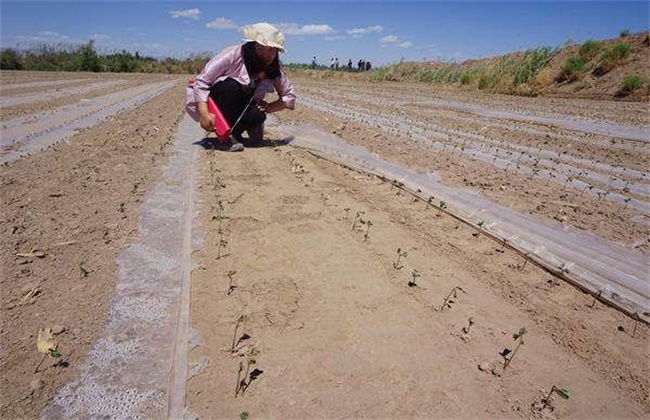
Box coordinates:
[0,71,648,419]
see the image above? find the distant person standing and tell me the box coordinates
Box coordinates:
[334,57,339,70]
[311,56,317,69]
[347,59,352,70]
[358,59,365,71]
[365,60,372,71]
[330,57,335,69]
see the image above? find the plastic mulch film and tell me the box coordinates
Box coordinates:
[276,122,650,323]
[42,116,203,419]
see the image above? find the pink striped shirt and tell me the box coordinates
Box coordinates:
[185,44,296,121]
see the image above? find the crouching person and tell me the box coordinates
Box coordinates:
[185,22,296,151]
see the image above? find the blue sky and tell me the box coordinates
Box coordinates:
[1,1,648,66]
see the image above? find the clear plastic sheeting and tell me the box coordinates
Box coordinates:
[276,122,650,322]
[42,116,203,419]
[0,80,125,106]
[1,80,178,164]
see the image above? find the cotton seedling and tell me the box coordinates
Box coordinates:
[588,290,602,308]
[35,328,62,373]
[542,386,570,410]
[623,197,631,210]
[79,261,89,278]
[362,220,373,242]
[408,269,421,287]
[230,315,247,353]
[351,211,365,231]
[437,201,447,217]
[393,248,407,269]
[226,270,237,295]
[236,347,261,396]
[632,312,641,338]
[501,327,527,369]
[462,317,475,334]
[440,286,467,311]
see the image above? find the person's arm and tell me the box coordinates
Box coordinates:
[194,46,239,131]
[264,70,295,112]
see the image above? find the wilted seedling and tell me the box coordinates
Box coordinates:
[476,220,485,237]
[502,327,527,369]
[216,232,228,260]
[588,290,602,308]
[462,317,475,334]
[226,270,237,295]
[623,197,631,211]
[351,211,365,231]
[440,286,467,311]
[35,328,62,373]
[437,201,448,217]
[408,269,421,287]
[393,248,407,269]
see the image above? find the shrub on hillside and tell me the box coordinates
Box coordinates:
[593,43,631,76]
[619,74,644,94]
[556,55,586,83]
[578,40,602,61]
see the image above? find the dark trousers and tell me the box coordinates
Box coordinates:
[209,78,266,139]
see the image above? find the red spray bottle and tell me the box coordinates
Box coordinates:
[207,96,232,144]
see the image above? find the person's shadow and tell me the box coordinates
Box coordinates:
[193,136,294,151]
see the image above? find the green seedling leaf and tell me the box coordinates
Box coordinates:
[240,413,249,420]
[49,350,62,358]
[513,327,527,340]
[555,388,570,399]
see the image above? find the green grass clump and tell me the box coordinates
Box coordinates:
[594,43,631,75]
[620,74,644,93]
[557,55,586,82]
[578,40,602,61]
[459,72,473,85]
[513,46,557,85]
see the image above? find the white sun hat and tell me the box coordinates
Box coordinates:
[242,22,286,52]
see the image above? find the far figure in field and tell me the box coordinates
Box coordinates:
[311,56,317,69]
[347,59,352,70]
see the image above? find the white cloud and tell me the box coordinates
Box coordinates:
[380,35,399,44]
[397,41,413,49]
[275,23,335,35]
[17,31,70,42]
[206,17,238,30]
[324,35,348,41]
[90,34,110,41]
[346,25,383,35]
[170,8,201,20]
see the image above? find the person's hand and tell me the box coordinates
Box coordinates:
[255,100,270,113]
[256,100,286,114]
[199,112,214,132]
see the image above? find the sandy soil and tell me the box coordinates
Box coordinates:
[0,71,186,418]
[1,71,648,419]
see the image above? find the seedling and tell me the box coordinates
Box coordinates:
[230,315,247,353]
[393,248,407,269]
[440,286,467,311]
[632,312,641,338]
[588,290,602,308]
[351,211,365,231]
[623,197,631,210]
[342,207,350,220]
[35,328,62,373]
[437,201,447,217]
[462,317,475,334]
[362,220,373,242]
[236,347,261,396]
[79,261,89,278]
[542,386,570,410]
[501,327,527,369]
[408,269,421,287]
[226,270,237,295]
